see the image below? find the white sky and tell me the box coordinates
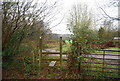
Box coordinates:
[49,0,118,34]
[2,0,118,34]
[51,0,100,34]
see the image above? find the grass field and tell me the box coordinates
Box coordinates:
[43,40,120,54]
[95,47,120,54]
[105,47,120,50]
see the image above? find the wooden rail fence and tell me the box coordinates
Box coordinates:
[38,37,120,79]
[39,37,65,73]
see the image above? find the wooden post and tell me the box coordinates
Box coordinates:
[32,50,35,69]
[39,36,42,74]
[118,51,120,77]
[60,37,62,73]
[102,50,105,79]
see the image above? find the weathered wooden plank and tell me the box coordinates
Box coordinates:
[86,70,118,74]
[83,66,120,70]
[89,53,120,56]
[42,52,67,54]
[82,62,120,65]
[60,37,62,73]
[39,37,42,74]
[42,59,67,61]
[84,57,119,60]
[99,50,120,52]
[80,73,120,79]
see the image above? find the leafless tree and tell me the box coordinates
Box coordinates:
[97,0,120,37]
[99,0,120,21]
[2,0,61,60]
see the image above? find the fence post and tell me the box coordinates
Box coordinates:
[39,36,42,74]
[60,37,62,73]
[32,50,35,69]
[102,50,105,79]
[118,50,120,77]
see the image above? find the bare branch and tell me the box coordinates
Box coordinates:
[99,6,120,21]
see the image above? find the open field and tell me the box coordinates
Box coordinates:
[44,40,120,54]
[95,47,120,54]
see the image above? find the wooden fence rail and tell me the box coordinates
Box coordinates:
[39,37,64,74]
[38,37,120,78]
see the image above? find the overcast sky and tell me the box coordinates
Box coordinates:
[2,0,118,34]
[49,0,118,34]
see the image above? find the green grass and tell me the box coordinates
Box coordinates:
[44,40,120,54]
[104,47,120,50]
[82,58,119,79]
[44,40,60,48]
[94,47,120,54]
